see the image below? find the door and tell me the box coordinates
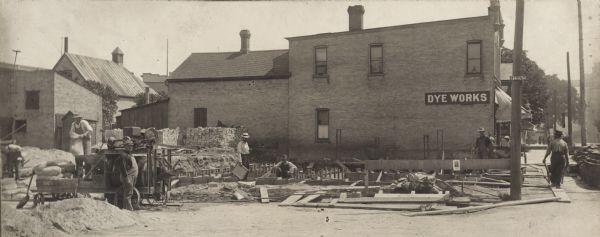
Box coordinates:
[194,108,207,128]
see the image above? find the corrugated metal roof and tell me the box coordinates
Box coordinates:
[141,73,168,83]
[169,49,289,80]
[64,53,150,97]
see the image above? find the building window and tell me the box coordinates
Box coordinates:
[14,120,27,133]
[315,47,327,76]
[370,44,383,74]
[316,108,329,142]
[25,90,39,110]
[467,41,482,74]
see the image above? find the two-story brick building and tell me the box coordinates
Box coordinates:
[168,1,510,161]
[0,63,103,149]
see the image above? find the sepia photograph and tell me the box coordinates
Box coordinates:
[1,0,599,236]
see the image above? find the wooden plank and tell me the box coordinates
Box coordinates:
[297,194,320,204]
[330,198,339,205]
[335,160,350,172]
[365,159,511,171]
[550,187,571,203]
[339,192,347,202]
[376,171,383,183]
[350,180,362,186]
[374,193,450,201]
[404,197,560,217]
[339,196,448,203]
[279,195,304,206]
[293,202,430,211]
[260,187,269,203]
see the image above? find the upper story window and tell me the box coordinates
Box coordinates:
[25,90,39,110]
[315,46,328,76]
[467,41,482,74]
[370,44,383,74]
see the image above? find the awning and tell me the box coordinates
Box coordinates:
[495,87,532,122]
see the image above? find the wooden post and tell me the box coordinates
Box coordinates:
[510,0,525,200]
[364,168,369,190]
[577,0,587,145]
[567,52,573,149]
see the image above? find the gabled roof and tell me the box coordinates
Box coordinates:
[168,49,289,82]
[55,53,151,97]
[141,73,168,83]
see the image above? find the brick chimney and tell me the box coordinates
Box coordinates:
[488,0,505,46]
[347,5,365,31]
[64,37,69,53]
[240,29,251,54]
[112,47,124,65]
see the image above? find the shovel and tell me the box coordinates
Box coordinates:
[16,173,34,209]
[543,162,550,184]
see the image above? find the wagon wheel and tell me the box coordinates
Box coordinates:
[33,193,45,206]
[132,187,141,210]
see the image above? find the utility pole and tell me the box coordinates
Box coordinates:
[166,39,169,77]
[510,0,525,200]
[577,0,587,146]
[553,90,557,130]
[10,50,21,135]
[567,52,573,149]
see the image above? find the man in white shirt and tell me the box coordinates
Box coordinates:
[69,114,93,156]
[274,154,297,179]
[237,133,251,169]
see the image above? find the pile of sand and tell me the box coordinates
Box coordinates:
[31,198,138,234]
[1,206,66,237]
[170,182,253,201]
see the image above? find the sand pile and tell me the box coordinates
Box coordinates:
[31,198,138,234]
[170,182,253,201]
[20,146,75,177]
[1,206,66,237]
[171,148,241,175]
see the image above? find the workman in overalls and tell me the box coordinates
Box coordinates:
[274,155,297,179]
[69,114,93,156]
[473,127,492,159]
[3,144,22,180]
[543,130,569,188]
[120,139,138,211]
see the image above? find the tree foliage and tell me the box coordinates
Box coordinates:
[133,90,168,106]
[501,47,580,126]
[75,79,119,128]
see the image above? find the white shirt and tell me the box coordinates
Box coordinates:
[70,119,93,139]
[237,141,250,155]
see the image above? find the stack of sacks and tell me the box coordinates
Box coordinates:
[34,161,76,180]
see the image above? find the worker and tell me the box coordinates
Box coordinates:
[3,144,22,180]
[237,132,251,170]
[69,114,93,156]
[473,127,492,159]
[543,130,569,188]
[494,136,511,159]
[273,154,297,179]
[120,140,138,211]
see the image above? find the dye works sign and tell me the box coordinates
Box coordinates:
[425,91,490,105]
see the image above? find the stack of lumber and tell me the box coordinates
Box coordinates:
[574,145,600,187]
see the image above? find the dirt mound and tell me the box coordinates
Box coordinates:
[31,198,138,234]
[1,206,66,237]
[171,148,241,175]
[170,182,253,201]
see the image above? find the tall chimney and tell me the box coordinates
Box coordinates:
[144,87,150,104]
[112,47,124,65]
[347,5,364,31]
[240,29,251,54]
[64,37,69,53]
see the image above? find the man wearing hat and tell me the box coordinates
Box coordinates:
[237,133,251,171]
[543,130,569,188]
[473,127,492,159]
[69,114,94,156]
[2,144,23,180]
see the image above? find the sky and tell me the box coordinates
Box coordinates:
[1,0,599,81]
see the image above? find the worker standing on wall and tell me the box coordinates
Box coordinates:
[543,130,569,188]
[237,132,251,170]
[69,114,93,156]
[473,127,492,159]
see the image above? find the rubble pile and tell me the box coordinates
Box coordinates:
[170,182,253,201]
[20,147,76,178]
[31,198,139,234]
[574,145,600,187]
[157,127,247,148]
[1,207,66,237]
[172,148,241,173]
[390,172,438,194]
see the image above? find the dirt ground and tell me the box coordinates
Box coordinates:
[84,150,600,237]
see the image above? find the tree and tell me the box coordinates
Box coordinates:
[133,90,168,106]
[501,48,579,127]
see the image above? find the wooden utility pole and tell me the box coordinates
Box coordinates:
[577,0,587,145]
[510,0,525,200]
[553,90,558,129]
[567,52,573,148]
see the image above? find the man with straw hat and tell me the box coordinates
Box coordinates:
[473,127,492,159]
[237,132,251,170]
[69,113,93,156]
[543,130,569,188]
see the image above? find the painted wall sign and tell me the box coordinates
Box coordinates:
[425,91,490,105]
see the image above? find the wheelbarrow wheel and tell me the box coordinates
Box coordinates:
[33,193,45,207]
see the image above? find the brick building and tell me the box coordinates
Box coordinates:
[0,63,103,149]
[168,1,510,160]
[141,73,169,95]
[53,40,155,117]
